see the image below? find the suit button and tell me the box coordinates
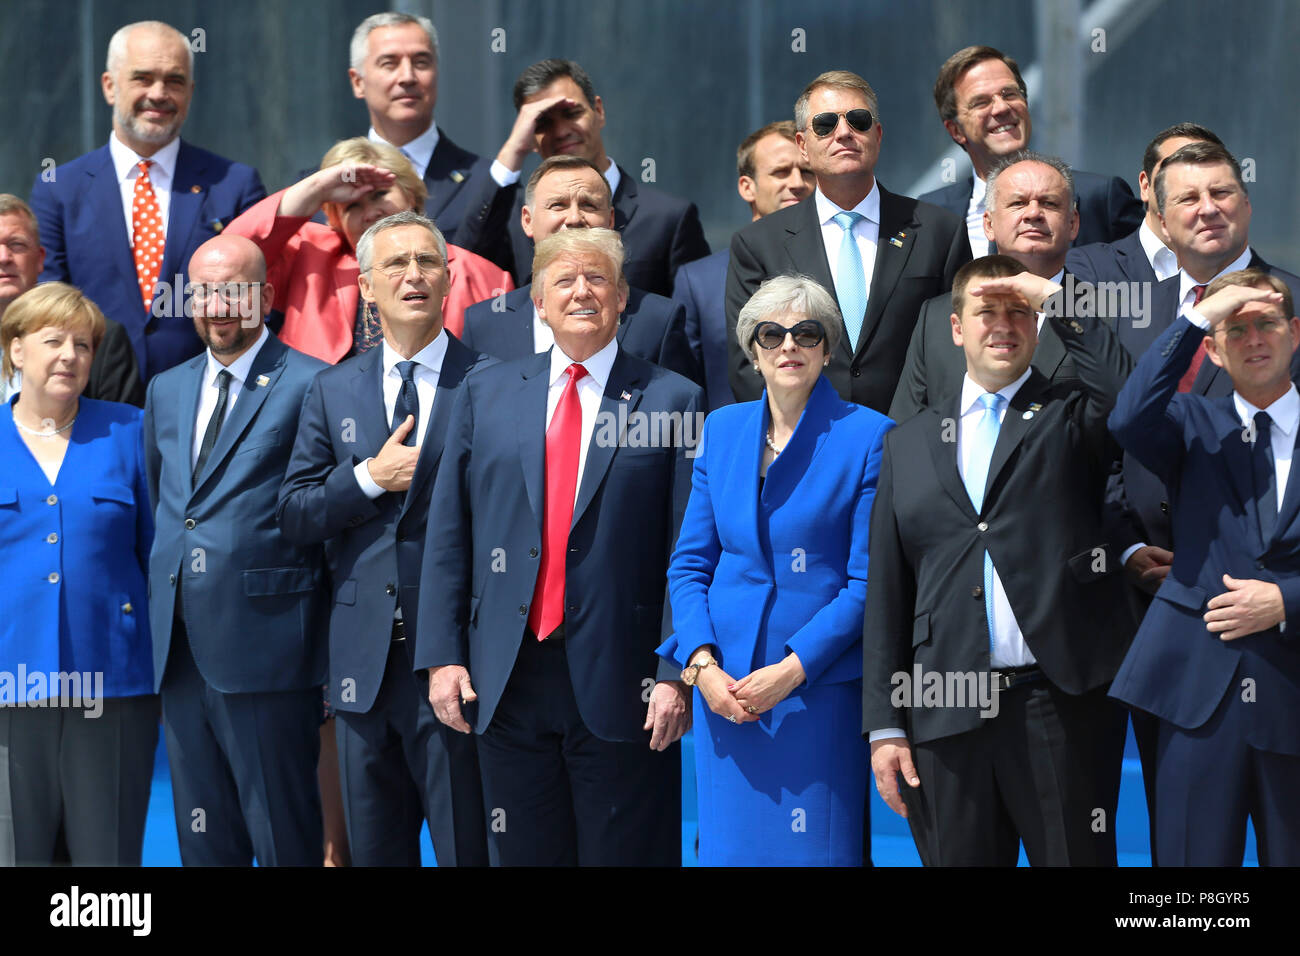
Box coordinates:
[169,573,176,585]
[529,547,539,558]
[184,518,196,530]
[385,583,396,595]
[851,368,861,377]
[349,515,364,526]
[46,494,58,505]
[1160,502,1169,514]
[1257,561,1265,570]
[567,603,577,612]
[977,521,989,532]
[518,605,527,616]
[122,602,133,614]
[46,532,58,543]
[48,572,60,584]
[972,586,983,598]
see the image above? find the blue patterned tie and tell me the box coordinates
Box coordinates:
[832,211,866,349]
[964,392,1006,657]
[392,361,418,446]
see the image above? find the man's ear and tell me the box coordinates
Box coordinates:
[1203,332,1225,369]
[520,203,534,240]
[357,270,374,305]
[795,130,809,166]
[942,118,967,149]
[259,282,275,317]
[950,311,964,347]
[983,209,995,243]
[737,175,757,206]
[101,71,116,106]
[348,68,365,100]
[1067,202,1081,242]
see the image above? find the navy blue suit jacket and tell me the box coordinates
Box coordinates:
[1109,316,1300,754]
[413,348,702,741]
[920,169,1143,249]
[277,334,491,714]
[460,283,699,384]
[1065,226,1157,286]
[144,334,328,694]
[672,248,734,413]
[30,140,266,382]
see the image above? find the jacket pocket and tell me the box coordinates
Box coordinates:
[90,483,134,506]
[1067,546,1117,582]
[334,579,357,606]
[1155,577,1208,612]
[0,486,16,507]
[242,566,317,596]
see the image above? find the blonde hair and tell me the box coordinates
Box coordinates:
[320,137,428,237]
[532,228,627,292]
[2,283,107,379]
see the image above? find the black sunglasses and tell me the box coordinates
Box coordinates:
[751,319,827,350]
[809,109,874,137]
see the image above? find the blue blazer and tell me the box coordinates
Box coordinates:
[659,375,893,689]
[920,169,1143,248]
[460,283,700,384]
[144,334,329,695]
[414,348,702,741]
[277,334,491,714]
[1109,316,1300,755]
[30,140,266,382]
[672,248,735,414]
[0,397,153,699]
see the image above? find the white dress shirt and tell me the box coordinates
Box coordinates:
[1137,220,1178,282]
[532,303,556,354]
[814,184,880,312]
[191,326,270,468]
[369,123,439,182]
[109,133,180,246]
[546,336,618,507]
[353,331,449,498]
[967,174,990,258]
[489,153,621,195]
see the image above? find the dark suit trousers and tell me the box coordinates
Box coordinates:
[476,635,679,866]
[162,620,323,866]
[1154,685,1300,866]
[335,636,488,867]
[902,682,1127,866]
[0,694,157,865]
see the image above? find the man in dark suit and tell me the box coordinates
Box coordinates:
[461,156,697,382]
[892,151,1083,422]
[0,194,143,406]
[29,20,265,383]
[345,12,508,264]
[455,58,710,296]
[1068,123,1226,287]
[417,228,698,866]
[727,70,971,412]
[144,235,329,866]
[1109,271,1300,865]
[865,257,1135,865]
[674,121,813,413]
[919,46,1142,255]
[278,210,489,867]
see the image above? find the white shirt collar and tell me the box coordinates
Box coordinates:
[381,328,448,377]
[602,157,621,200]
[369,123,440,180]
[1234,384,1300,437]
[205,325,269,388]
[109,132,181,186]
[814,180,881,227]
[970,173,988,210]
[1179,246,1253,301]
[548,335,618,390]
[1138,221,1177,279]
[959,365,1033,418]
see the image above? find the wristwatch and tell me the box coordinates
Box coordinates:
[681,656,717,686]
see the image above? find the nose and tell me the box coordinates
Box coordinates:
[0,243,13,264]
[1195,191,1220,217]
[563,202,586,227]
[395,56,416,84]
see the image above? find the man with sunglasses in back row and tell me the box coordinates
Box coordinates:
[725,70,972,415]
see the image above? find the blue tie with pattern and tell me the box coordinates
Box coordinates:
[832,210,866,349]
[964,392,1006,657]
[392,361,418,446]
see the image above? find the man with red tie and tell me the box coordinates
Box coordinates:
[415,227,700,865]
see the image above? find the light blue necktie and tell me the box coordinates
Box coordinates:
[964,392,1006,657]
[832,211,866,349]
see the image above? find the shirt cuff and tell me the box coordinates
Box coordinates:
[353,459,385,499]
[868,728,907,743]
[1120,542,1148,566]
[1184,305,1211,331]
[490,160,521,187]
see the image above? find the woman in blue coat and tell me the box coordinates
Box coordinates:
[0,283,156,865]
[659,275,893,866]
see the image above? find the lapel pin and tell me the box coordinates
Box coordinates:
[1022,402,1042,420]
[889,237,904,248]
[190,184,201,193]
[256,374,270,387]
[450,170,465,184]
[620,390,631,401]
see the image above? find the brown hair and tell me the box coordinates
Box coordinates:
[951,254,1025,316]
[933,46,1027,122]
[737,121,798,179]
[2,283,107,379]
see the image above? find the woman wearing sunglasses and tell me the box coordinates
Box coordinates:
[659,274,893,865]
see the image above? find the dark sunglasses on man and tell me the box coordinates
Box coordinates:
[808,109,874,138]
[751,319,827,350]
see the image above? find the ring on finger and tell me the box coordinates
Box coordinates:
[746,705,758,714]
[727,715,737,723]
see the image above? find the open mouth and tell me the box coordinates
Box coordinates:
[402,292,429,302]
[569,308,597,317]
[988,122,1019,136]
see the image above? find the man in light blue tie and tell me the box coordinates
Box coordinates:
[864,255,1137,865]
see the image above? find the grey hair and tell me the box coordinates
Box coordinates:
[736,275,842,358]
[985,149,1076,213]
[350,12,438,72]
[793,70,881,134]
[106,21,194,76]
[356,210,447,274]
[532,227,627,293]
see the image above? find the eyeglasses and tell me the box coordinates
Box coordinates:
[751,319,827,350]
[190,282,261,305]
[962,87,1026,114]
[374,253,444,279]
[808,109,874,138]
[1215,317,1288,341]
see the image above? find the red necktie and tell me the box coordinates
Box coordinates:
[1177,284,1209,393]
[132,160,165,311]
[528,363,588,640]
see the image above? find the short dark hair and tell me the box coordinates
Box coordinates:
[1153,141,1246,214]
[1141,123,1224,181]
[737,121,798,179]
[523,155,611,209]
[934,45,1028,122]
[951,254,1025,316]
[1204,267,1294,325]
[513,58,597,111]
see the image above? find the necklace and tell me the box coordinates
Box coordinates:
[14,413,77,438]
[765,429,784,456]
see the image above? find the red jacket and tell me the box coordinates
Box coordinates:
[227,190,512,363]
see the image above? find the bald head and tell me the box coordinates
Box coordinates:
[188,235,273,365]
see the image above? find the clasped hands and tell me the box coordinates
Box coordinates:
[691,650,805,725]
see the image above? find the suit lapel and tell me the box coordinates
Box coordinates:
[925,399,978,520]
[161,142,204,287]
[572,350,645,529]
[858,186,918,358]
[1032,281,1070,380]
[423,138,471,220]
[984,372,1050,506]
[782,200,839,353]
[192,336,286,493]
[87,147,146,320]
[1271,420,1300,546]
[402,336,475,514]
[613,167,638,233]
[516,354,551,527]
[1215,399,1262,549]
[179,353,206,492]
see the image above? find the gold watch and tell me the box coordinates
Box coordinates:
[681,656,717,686]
